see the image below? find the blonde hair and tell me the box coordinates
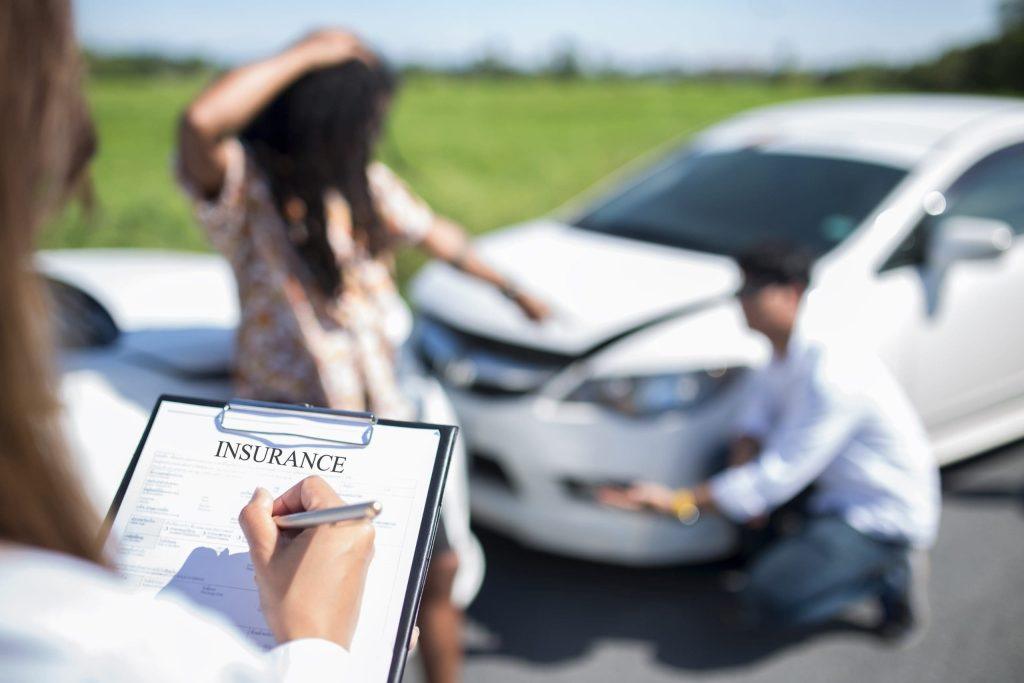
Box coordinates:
[0,0,105,564]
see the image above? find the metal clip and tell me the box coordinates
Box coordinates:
[215,398,376,448]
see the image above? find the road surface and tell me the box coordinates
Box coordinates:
[406,440,1024,682]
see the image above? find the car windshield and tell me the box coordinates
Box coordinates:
[575,147,907,256]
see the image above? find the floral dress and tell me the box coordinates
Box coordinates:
[180,140,487,606]
[180,139,433,419]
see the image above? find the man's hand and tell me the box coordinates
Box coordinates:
[728,435,761,467]
[597,482,678,515]
[238,476,375,649]
[724,437,769,527]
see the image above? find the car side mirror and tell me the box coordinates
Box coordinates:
[927,215,1013,273]
[919,216,1013,317]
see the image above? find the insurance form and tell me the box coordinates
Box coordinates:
[107,398,448,681]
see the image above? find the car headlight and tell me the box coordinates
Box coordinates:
[565,367,745,417]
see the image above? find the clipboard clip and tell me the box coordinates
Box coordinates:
[215,398,377,448]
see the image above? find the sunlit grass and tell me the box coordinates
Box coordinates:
[44,74,858,286]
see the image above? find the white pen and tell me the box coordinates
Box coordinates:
[274,500,383,529]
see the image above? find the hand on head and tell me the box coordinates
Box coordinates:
[293,28,377,70]
[238,476,375,649]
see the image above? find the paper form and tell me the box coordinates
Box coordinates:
[108,399,442,681]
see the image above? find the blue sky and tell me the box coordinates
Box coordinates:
[75,0,1001,71]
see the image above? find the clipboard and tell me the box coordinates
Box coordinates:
[104,394,458,683]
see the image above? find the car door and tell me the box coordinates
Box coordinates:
[880,142,1024,428]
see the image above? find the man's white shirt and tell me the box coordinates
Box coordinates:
[709,329,940,548]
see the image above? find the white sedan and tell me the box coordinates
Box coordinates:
[410,94,1024,565]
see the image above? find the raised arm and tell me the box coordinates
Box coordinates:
[178,29,371,199]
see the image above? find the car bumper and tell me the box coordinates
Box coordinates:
[449,387,742,565]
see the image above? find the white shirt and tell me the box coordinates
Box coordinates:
[0,546,350,682]
[709,331,940,548]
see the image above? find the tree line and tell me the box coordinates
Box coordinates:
[825,0,1024,93]
[84,1,1024,94]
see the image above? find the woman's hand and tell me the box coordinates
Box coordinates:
[292,28,374,70]
[509,289,552,323]
[238,476,375,649]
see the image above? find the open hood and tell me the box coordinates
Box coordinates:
[411,220,740,355]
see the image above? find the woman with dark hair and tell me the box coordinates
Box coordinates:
[176,30,546,683]
[0,2,375,680]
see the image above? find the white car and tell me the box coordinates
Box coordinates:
[43,250,241,512]
[410,94,1024,565]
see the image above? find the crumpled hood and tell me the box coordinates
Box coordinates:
[411,220,740,354]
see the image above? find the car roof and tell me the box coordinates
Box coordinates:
[695,94,1024,168]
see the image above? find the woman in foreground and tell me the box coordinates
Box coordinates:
[0,2,373,680]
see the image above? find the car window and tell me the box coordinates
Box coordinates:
[945,142,1024,233]
[46,277,120,348]
[882,142,1024,271]
[575,148,906,257]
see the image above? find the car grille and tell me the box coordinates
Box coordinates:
[469,449,518,493]
[414,314,575,396]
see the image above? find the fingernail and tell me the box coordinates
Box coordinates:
[251,487,272,511]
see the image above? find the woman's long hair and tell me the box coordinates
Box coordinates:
[0,0,105,564]
[241,60,397,298]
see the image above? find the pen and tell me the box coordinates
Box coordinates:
[274,500,383,529]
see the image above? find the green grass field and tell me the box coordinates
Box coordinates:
[44,74,856,286]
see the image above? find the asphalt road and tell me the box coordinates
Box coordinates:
[405,440,1024,683]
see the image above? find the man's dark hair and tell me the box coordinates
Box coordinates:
[736,243,814,290]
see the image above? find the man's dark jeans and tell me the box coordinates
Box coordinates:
[739,515,910,628]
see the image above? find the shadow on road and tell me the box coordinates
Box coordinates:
[941,442,1024,513]
[465,527,872,672]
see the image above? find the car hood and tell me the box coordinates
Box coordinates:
[38,249,239,376]
[411,220,740,355]
[38,249,239,329]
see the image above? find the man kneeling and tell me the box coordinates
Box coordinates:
[601,246,940,642]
